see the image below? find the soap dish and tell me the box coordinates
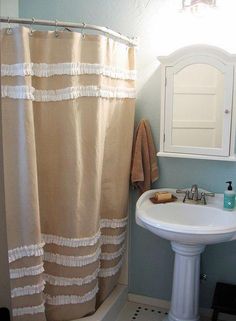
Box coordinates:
[149,195,178,204]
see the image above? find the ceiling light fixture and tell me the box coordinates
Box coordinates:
[182,0,216,13]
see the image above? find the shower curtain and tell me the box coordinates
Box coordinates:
[1,26,136,321]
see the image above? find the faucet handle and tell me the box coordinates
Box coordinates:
[200,191,215,205]
[176,189,189,203]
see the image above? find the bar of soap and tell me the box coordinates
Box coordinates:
[155,191,172,201]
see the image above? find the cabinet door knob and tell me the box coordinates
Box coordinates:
[224,109,230,114]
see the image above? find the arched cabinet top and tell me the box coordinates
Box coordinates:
[158,45,236,66]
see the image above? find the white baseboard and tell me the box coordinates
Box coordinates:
[128,293,236,321]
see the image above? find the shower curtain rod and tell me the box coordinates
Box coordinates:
[0,16,138,47]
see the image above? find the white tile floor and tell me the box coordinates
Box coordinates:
[114,302,217,321]
[115,301,168,321]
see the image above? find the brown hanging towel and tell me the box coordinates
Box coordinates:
[131,119,159,195]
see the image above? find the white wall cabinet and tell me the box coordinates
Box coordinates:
[158,45,236,161]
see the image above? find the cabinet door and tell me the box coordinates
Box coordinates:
[164,56,233,156]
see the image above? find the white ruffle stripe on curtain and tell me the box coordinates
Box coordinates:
[1,26,135,321]
[1,85,136,101]
[1,62,136,79]
[9,217,128,317]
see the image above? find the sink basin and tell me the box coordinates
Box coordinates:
[136,188,236,321]
[136,188,236,244]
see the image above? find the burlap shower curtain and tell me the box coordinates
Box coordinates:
[1,26,136,321]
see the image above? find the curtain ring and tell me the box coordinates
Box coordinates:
[103,26,109,38]
[55,19,59,37]
[6,16,12,35]
[30,17,35,36]
[81,22,86,39]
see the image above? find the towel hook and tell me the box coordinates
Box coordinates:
[55,19,59,37]
[6,16,12,35]
[29,17,35,36]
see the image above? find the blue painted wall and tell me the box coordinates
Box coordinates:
[19,0,236,308]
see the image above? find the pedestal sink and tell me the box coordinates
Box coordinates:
[136,189,236,321]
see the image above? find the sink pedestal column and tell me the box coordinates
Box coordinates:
[166,242,205,321]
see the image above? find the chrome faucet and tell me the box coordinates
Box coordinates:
[176,185,215,205]
[190,184,199,201]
